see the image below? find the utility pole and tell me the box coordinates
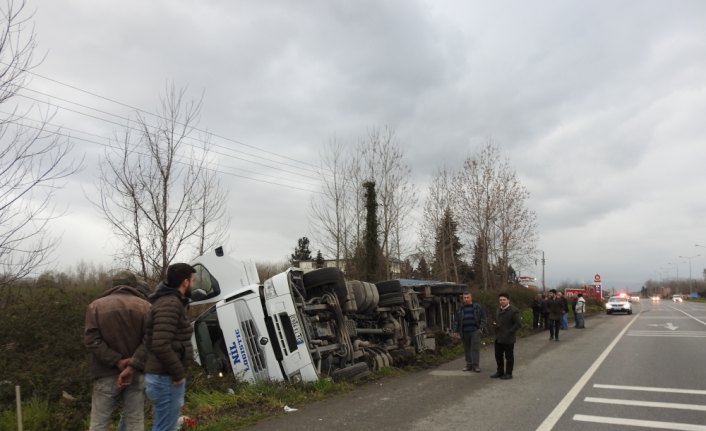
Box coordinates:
[679,254,700,295]
[541,250,546,293]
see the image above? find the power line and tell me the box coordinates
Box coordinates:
[20,85,335,180]
[7,63,331,174]
[14,91,328,186]
[6,114,324,195]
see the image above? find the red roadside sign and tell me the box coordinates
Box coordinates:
[594,273,601,283]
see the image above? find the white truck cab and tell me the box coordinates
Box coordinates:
[189,247,432,384]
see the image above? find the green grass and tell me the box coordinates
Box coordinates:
[0,397,52,431]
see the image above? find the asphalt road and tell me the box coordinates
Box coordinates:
[244,299,706,431]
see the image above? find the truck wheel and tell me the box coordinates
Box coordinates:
[366,282,380,310]
[348,280,368,313]
[330,362,370,381]
[379,292,404,306]
[303,268,348,303]
[375,280,402,295]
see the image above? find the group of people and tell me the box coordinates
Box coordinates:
[84,263,197,431]
[453,292,521,380]
[453,289,587,379]
[531,290,587,340]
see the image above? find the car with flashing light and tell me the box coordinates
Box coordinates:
[651,295,660,302]
[605,296,632,315]
[672,294,683,303]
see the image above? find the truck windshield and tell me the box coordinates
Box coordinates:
[192,264,221,300]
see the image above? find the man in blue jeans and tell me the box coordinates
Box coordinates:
[120,263,196,431]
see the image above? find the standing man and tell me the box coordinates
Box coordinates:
[453,292,487,372]
[84,271,151,431]
[490,293,521,380]
[558,291,570,330]
[120,263,196,431]
[575,293,586,328]
[541,293,549,331]
[546,289,563,341]
[571,295,579,328]
[531,294,543,329]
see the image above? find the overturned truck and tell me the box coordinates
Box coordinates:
[189,249,465,383]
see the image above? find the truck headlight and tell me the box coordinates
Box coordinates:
[264,280,276,299]
[289,371,303,384]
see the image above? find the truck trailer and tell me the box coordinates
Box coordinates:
[189,249,466,383]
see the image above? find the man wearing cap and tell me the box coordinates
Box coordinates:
[84,270,151,431]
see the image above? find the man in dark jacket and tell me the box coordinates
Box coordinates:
[84,271,150,431]
[490,292,521,380]
[453,293,487,372]
[546,289,564,341]
[120,263,196,431]
[531,294,543,329]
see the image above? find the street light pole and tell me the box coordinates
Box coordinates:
[668,261,685,280]
[534,250,546,293]
[679,254,700,295]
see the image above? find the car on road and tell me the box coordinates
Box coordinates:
[651,295,660,302]
[672,294,683,303]
[606,296,632,315]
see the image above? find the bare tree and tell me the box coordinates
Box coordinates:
[453,140,537,289]
[311,127,417,279]
[358,127,417,277]
[453,142,500,289]
[419,167,452,260]
[0,0,78,288]
[95,85,228,281]
[309,138,352,266]
[194,163,230,255]
[494,165,537,283]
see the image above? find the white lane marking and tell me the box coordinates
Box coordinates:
[669,307,706,325]
[647,323,678,329]
[573,414,706,430]
[627,331,706,337]
[585,396,706,411]
[629,331,706,334]
[593,384,706,395]
[535,313,640,431]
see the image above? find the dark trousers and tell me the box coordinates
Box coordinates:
[494,341,514,376]
[532,310,541,328]
[549,319,561,339]
[575,312,585,328]
[542,313,549,330]
[461,330,481,368]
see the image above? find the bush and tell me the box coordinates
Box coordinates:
[0,286,99,430]
[0,397,52,431]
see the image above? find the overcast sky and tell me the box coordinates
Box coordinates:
[17,0,706,289]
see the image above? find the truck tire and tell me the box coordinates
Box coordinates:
[378,292,404,306]
[375,280,402,295]
[365,282,380,310]
[303,267,348,303]
[330,362,370,381]
[348,280,370,314]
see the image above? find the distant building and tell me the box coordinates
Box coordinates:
[516,275,539,290]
